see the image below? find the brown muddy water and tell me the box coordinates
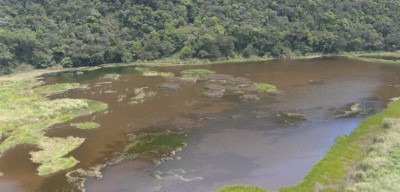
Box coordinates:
[2,57,400,192]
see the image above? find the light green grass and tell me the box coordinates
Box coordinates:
[218,185,268,192]
[180,69,216,78]
[33,83,86,95]
[255,83,278,93]
[0,80,107,176]
[347,118,400,191]
[30,136,85,176]
[71,122,101,130]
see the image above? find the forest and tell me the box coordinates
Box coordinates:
[1,0,400,74]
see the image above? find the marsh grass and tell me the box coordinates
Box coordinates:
[0,80,107,176]
[33,83,87,95]
[180,69,216,78]
[218,185,268,192]
[255,83,278,93]
[30,137,85,176]
[71,122,101,130]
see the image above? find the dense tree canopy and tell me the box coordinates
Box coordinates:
[1,0,400,74]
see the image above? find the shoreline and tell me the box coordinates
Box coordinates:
[1,52,399,82]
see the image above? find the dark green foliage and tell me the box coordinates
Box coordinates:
[1,0,400,74]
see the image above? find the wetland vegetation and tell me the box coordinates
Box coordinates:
[0,80,107,176]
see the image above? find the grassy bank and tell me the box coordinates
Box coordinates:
[279,100,400,191]
[219,100,400,192]
[0,80,107,175]
[345,52,400,64]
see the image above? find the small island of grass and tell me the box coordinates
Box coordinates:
[71,122,101,130]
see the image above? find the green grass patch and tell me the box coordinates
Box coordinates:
[180,69,216,78]
[0,80,108,176]
[33,83,86,95]
[348,118,400,191]
[218,185,268,192]
[71,122,101,130]
[124,132,187,158]
[255,83,278,93]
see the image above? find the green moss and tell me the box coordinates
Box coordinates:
[71,122,101,130]
[180,69,216,78]
[255,83,277,93]
[0,80,108,176]
[33,83,86,95]
[218,185,268,192]
[124,132,187,157]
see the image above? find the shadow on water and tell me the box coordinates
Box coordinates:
[2,57,400,191]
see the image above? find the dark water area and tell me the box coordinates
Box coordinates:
[1,58,400,192]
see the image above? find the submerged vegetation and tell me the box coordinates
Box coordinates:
[124,132,187,158]
[0,80,107,175]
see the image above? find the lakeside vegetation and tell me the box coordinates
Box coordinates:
[2,0,400,74]
[0,80,107,176]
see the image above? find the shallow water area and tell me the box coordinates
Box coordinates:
[1,58,400,191]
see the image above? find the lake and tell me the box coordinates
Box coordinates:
[1,57,400,192]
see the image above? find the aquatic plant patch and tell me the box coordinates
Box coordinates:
[71,122,101,130]
[0,80,107,176]
[124,132,187,158]
[255,83,277,93]
[180,69,216,78]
